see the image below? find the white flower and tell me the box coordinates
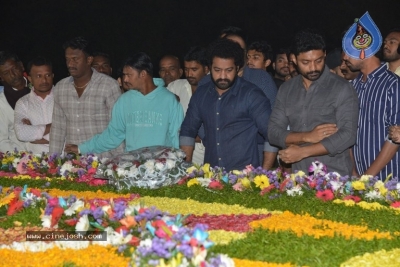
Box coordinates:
[144,160,155,172]
[41,215,52,228]
[12,158,20,168]
[329,180,343,192]
[127,166,139,177]
[116,167,128,177]
[175,150,186,159]
[286,186,304,196]
[105,169,114,177]
[360,174,373,182]
[155,161,165,171]
[125,204,140,216]
[75,214,90,232]
[139,238,152,248]
[60,161,73,177]
[218,254,235,267]
[41,160,50,168]
[196,178,212,187]
[64,199,84,216]
[166,159,176,169]
[109,229,133,245]
[365,190,384,201]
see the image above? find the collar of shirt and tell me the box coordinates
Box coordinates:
[32,86,54,101]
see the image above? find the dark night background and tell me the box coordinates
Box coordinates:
[1,0,399,82]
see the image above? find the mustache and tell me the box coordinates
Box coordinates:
[68,67,77,71]
[306,71,321,75]
[216,79,230,83]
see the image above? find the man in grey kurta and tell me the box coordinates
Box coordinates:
[268,29,359,175]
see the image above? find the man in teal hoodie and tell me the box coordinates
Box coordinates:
[65,52,184,155]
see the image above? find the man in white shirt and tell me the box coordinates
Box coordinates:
[0,51,31,153]
[167,46,209,165]
[14,57,54,154]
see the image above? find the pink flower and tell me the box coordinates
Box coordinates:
[316,189,334,202]
[343,195,361,203]
[260,185,275,196]
[391,201,400,209]
[48,197,59,207]
[87,168,96,174]
[16,158,29,174]
[232,182,244,191]
[208,180,224,190]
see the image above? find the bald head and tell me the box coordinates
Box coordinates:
[159,55,183,86]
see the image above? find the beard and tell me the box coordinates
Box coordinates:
[211,76,236,90]
[303,70,322,81]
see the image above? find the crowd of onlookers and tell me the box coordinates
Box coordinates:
[1,17,400,181]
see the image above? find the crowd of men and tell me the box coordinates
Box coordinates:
[1,14,400,181]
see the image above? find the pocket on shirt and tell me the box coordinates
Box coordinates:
[311,107,336,122]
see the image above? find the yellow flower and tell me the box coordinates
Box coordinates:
[232,170,242,175]
[352,181,366,190]
[359,175,373,182]
[254,175,270,189]
[187,179,200,187]
[374,181,388,196]
[186,166,198,174]
[91,161,98,168]
[240,177,251,188]
[202,163,212,178]
[0,192,15,208]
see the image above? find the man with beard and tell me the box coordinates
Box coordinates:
[50,37,123,157]
[14,57,54,154]
[0,51,31,152]
[339,51,360,81]
[342,14,400,180]
[383,28,400,76]
[180,38,271,171]
[272,48,291,88]
[268,29,359,175]
[168,46,209,165]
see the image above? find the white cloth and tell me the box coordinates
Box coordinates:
[0,87,28,153]
[168,79,205,165]
[14,89,54,154]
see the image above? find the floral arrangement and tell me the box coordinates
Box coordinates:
[95,146,190,190]
[0,184,233,267]
[184,161,400,207]
[0,150,104,185]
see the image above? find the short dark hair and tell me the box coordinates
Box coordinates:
[292,29,326,56]
[248,41,273,61]
[62,36,93,57]
[274,48,290,62]
[123,52,153,77]
[27,57,53,74]
[0,51,21,66]
[184,46,208,66]
[93,52,111,62]
[387,27,400,35]
[220,26,247,43]
[207,38,244,69]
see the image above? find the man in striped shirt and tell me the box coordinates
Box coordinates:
[343,13,400,180]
